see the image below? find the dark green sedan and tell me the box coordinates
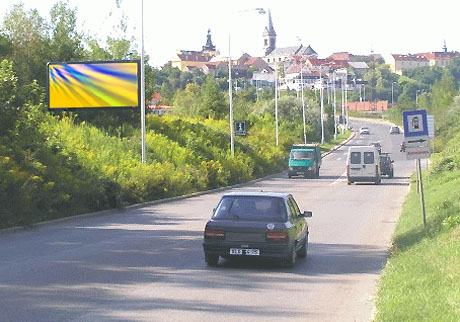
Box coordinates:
[203,192,312,267]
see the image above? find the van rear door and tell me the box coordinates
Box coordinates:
[363,151,377,177]
[349,151,363,177]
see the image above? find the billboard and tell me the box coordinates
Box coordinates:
[47,60,140,110]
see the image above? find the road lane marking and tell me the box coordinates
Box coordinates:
[332,171,347,185]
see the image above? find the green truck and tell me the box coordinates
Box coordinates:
[288,144,322,178]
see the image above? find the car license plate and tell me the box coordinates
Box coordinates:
[230,248,260,256]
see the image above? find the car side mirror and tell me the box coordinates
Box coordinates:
[303,211,312,218]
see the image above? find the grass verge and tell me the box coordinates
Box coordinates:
[320,130,353,153]
[375,166,460,321]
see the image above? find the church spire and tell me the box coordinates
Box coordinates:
[263,9,276,56]
[268,9,276,34]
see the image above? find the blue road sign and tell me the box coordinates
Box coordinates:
[235,121,247,136]
[402,109,428,138]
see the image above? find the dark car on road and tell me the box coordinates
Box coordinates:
[379,153,394,178]
[203,192,312,267]
[369,142,382,154]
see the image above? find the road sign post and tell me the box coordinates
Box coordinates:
[417,159,427,227]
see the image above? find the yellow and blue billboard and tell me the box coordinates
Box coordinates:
[47,60,140,110]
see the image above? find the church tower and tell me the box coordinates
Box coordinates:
[202,28,215,51]
[202,28,216,55]
[263,10,276,56]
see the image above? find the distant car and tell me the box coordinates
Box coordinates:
[359,126,370,135]
[203,192,312,267]
[389,126,400,134]
[380,153,394,178]
[369,142,382,154]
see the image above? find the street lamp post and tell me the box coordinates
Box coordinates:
[300,60,307,144]
[341,75,345,135]
[228,36,235,157]
[344,75,348,131]
[140,0,146,163]
[333,72,337,140]
[319,66,325,144]
[416,89,424,107]
[275,58,279,146]
[391,81,397,106]
[228,8,266,156]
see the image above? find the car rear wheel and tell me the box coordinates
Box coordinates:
[297,236,308,258]
[205,253,219,266]
[315,167,320,178]
[389,169,394,179]
[284,244,297,267]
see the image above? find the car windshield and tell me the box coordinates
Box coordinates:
[213,196,287,222]
[290,151,313,160]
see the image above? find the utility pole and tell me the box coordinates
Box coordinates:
[345,74,349,130]
[333,73,337,140]
[140,0,146,163]
[319,67,325,144]
[275,59,279,146]
[301,60,307,144]
[228,36,234,157]
[341,77,345,135]
[228,8,266,156]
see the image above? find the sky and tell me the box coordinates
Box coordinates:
[0,0,459,67]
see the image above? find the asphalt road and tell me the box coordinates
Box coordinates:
[0,119,415,322]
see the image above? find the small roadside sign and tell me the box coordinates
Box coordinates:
[234,121,247,136]
[406,146,431,160]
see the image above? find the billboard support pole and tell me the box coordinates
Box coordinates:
[140,0,146,163]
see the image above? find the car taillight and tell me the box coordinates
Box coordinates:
[266,231,288,242]
[204,229,225,239]
[347,165,350,177]
[376,165,379,174]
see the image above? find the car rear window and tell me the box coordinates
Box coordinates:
[380,156,390,164]
[290,151,313,160]
[364,152,375,164]
[213,196,287,221]
[350,152,361,164]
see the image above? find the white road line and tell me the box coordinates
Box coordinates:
[332,171,347,185]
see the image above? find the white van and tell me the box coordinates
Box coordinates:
[346,146,381,185]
